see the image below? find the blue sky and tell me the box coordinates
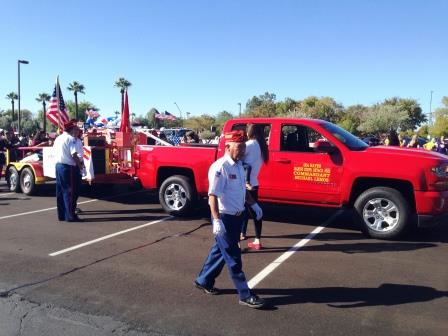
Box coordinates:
[1,0,447,119]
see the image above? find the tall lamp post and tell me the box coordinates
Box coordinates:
[174,102,183,126]
[18,59,29,134]
[429,90,434,126]
[238,102,241,117]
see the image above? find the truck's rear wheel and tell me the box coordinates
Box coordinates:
[20,167,36,195]
[7,166,21,193]
[159,175,196,216]
[353,187,412,240]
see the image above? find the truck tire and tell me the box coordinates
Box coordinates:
[353,187,412,240]
[20,167,36,195]
[7,166,21,193]
[159,175,196,216]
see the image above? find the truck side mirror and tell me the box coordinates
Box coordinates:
[315,139,336,154]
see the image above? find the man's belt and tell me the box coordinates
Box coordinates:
[222,210,244,217]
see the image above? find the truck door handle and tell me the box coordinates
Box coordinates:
[275,158,291,164]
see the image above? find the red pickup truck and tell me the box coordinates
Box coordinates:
[134,118,448,240]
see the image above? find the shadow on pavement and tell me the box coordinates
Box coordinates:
[79,215,165,222]
[218,284,448,309]
[79,208,163,215]
[242,241,436,254]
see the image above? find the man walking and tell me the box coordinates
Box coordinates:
[195,130,265,308]
[53,120,84,222]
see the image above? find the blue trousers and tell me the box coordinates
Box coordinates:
[196,213,251,300]
[56,163,76,221]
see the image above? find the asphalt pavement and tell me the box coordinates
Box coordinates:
[0,181,447,336]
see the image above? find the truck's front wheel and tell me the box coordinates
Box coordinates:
[159,175,196,216]
[353,187,412,240]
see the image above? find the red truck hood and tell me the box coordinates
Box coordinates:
[365,146,448,162]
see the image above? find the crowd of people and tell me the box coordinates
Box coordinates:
[373,130,448,154]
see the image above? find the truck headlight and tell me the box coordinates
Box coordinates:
[431,164,448,178]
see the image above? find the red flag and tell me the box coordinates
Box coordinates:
[120,89,132,133]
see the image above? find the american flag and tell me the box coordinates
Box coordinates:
[164,111,177,121]
[154,110,165,120]
[46,80,69,128]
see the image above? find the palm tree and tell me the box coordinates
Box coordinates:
[67,81,85,120]
[5,92,18,127]
[36,93,51,132]
[114,77,132,113]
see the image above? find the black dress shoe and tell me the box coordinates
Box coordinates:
[239,294,265,308]
[194,281,220,295]
[66,217,83,222]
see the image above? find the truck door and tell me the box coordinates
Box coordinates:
[265,123,343,205]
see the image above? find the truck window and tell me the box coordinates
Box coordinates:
[231,123,272,147]
[280,125,328,152]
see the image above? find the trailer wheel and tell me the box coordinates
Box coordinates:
[159,175,196,216]
[7,166,21,193]
[353,187,412,240]
[20,167,36,195]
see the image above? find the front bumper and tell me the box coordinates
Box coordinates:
[417,212,448,228]
[415,190,448,227]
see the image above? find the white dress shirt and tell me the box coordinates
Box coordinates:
[208,154,246,215]
[243,139,263,187]
[53,132,77,166]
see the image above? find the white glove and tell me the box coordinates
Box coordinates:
[212,218,225,235]
[251,203,263,220]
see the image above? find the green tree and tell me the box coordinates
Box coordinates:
[114,77,132,113]
[246,92,277,117]
[215,110,234,132]
[0,109,13,130]
[65,100,99,121]
[357,105,408,136]
[290,96,344,123]
[276,98,298,116]
[417,124,430,138]
[432,96,448,119]
[429,97,448,137]
[338,104,368,135]
[5,92,18,126]
[36,92,51,132]
[184,114,216,132]
[382,97,426,131]
[146,108,161,129]
[67,81,85,120]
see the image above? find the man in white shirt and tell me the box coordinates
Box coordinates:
[195,130,265,309]
[53,120,84,222]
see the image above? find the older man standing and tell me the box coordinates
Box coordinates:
[195,130,265,309]
[53,120,84,222]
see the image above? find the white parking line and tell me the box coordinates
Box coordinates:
[0,190,147,220]
[49,216,173,256]
[248,210,343,289]
[0,192,16,197]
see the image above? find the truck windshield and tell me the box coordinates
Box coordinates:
[320,122,368,151]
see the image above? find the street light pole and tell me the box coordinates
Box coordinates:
[238,102,241,117]
[17,59,29,135]
[429,90,434,126]
[174,102,183,126]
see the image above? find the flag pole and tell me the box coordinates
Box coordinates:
[56,76,61,133]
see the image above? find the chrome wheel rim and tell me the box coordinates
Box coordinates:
[164,183,187,211]
[10,173,18,190]
[362,198,399,232]
[22,172,32,191]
